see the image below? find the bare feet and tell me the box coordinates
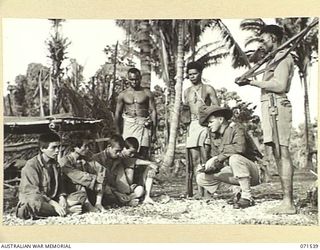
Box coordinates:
[67,205,82,215]
[143,196,155,204]
[83,202,99,213]
[128,198,139,207]
[267,203,297,215]
[95,204,107,212]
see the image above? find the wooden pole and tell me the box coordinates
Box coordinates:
[38,69,44,117]
[49,68,53,115]
[111,41,118,97]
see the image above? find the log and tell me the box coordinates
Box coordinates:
[4,141,38,152]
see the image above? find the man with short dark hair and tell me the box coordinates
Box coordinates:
[115,68,157,159]
[120,137,159,204]
[183,61,220,196]
[196,106,262,209]
[91,135,142,206]
[236,25,296,214]
[59,132,108,212]
[16,133,85,220]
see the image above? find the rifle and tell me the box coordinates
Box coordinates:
[186,148,193,197]
[236,18,319,83]
[269,93,281,159]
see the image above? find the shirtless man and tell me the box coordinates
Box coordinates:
[115,68,157,159]
[184,61,220,196]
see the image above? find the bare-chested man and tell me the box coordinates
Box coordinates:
[115,68,157,159]
[184,61,220,196]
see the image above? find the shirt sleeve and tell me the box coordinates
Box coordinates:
[250,54,293,93]
[57,167,67,198]
[216,127,246,162]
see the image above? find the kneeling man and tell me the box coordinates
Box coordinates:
[196,106,262,209]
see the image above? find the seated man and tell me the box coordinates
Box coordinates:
[119,137,159,204]
[59,132,108,212]
[196,106,262,209]
[16,133,84,220]
[91,135,142,207]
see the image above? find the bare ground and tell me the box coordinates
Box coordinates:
[2,171,318,226]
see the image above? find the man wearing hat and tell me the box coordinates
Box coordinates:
[236,25,296,214]
[196,106,262,209]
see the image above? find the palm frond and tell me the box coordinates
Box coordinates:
[214,19,251,68]
[244,36,263,48]
[240,19,265,34]
[197,51,229,68]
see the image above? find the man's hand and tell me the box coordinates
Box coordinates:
[205,156,217,170]
[235,77,251,87]
[196,164,205,173]
[149,163,159,172]
[204,156,224,174]
[95,182,103,192]
[49,200,66,217]
[96,172,105,183]
[58,196,67,210]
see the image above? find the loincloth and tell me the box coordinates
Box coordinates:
[261,94,292,146]
[186,119,208,148]
[122,115,151,149]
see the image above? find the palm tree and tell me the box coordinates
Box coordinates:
[162,20,185,168]
[116,20,152,88]
[46,19,71,114]
[240,17,319,169]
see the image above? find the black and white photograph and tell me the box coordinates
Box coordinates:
[2,16,318,228]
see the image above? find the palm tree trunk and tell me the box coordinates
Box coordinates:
[138,20,152,89]
[163,21,185,168]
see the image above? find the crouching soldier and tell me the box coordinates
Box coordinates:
[16,133,85,220]
[196,106,262,209]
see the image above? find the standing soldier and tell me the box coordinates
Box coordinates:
[183,61,220,196]
[236,25,296,214]
[115,68,157,160]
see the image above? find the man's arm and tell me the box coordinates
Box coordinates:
[183,88,189,105]
[60,156,98,190]
[124,168,134,186]
[250,56,293,93]
[115,92,124,134]
[207,85,220,106]
[216,126,246,162]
